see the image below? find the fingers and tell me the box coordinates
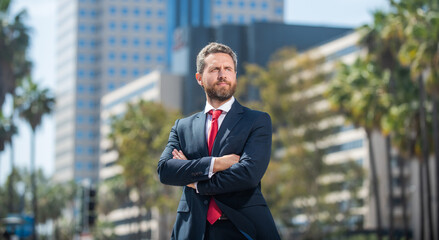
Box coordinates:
[172,149,188,160]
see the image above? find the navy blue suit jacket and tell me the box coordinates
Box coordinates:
[158,100,280,240]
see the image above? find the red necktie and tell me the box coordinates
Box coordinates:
[206,110,223,224]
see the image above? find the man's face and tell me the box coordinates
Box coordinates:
[196,53,237,102]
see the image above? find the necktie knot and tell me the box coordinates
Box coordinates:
[209,109,222,120]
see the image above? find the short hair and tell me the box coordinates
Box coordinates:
[196,42,238,74]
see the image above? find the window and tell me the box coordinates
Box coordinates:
[261,2,268,9]
[79,9,86,17]
[133,22,140,31]
[133,8,140,16]
[132,69,139,77]
[250,1,256,8]
[239,1,245,8]
[76,115,84,123]
[107,68,115,76]
[77,100,85,108]
[108,52,115,60]
[108,22,116,30]
[120,68,127,76]
[107,82,115,91]
[132,53,140,62]
[144,54,151,62]
[77,69,85,78]
[145,24,152,32]
[239,15,245,23]
[156,40,164,47]
[156,55,164,63]
[145,9,152,16]
[157,24,164,32]
[88,131,96,140]
[121,38,128,46]
[108,37,116,45]
[76,131,84,139]
[227,15,233,23]
[215,14,221,21]
[227,0,233,7]
[120,52,128,61]
[88,147,95,154]
[109,6,116,15]
[275,7,282,15]
[121,7,129,15]
[157,9,165,18]
[77,84,85,93]
[75,162,83,170]
[78,24,86,32]
[89,85,97,93]
[78,39,86,47]
[121,22,128,30]
[133,38,140,46]
[78,54,86,62]
[215,0,222,6]
[144,39,152,47]
[88,116,96,124]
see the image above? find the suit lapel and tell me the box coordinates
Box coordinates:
[193,111,209,157]
[212,101,245,156]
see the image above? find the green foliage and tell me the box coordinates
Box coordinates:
[14,77,55,131]
[109,100,181,211]
[237,48,365,237]
[0,0,31,108]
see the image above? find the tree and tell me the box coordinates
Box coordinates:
[397,1,439,237]
[14,77,55,240]
[327,57,395,239]
[0,0,31,109]
[109,100,181,240]
[237,48,365,239]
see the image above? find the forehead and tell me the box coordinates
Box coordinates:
[204,53,234,66]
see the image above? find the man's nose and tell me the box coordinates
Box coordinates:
[218,69,226,78]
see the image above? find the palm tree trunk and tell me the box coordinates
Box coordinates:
[385,136,394,239]
[432,96,439,240]
[366,130,382,240]
[418,75,434,240]
[31,130,38,240]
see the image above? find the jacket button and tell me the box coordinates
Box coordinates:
[204,200,208,205]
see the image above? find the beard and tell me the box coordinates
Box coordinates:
[204,80,236,102]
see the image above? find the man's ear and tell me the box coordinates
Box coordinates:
[195,73,203,87]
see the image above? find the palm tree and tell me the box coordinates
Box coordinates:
[0,113,18,213]
[358,8,410,237]
[110,100,180,240]
[0,0,31,108]
[327,58,394,239]
[14,77,55,240]
[397,0,439,238]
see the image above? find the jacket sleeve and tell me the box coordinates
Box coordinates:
[196,112,272,195]
[157,119,212,186]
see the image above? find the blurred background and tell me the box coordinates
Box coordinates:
[1,0,438,239]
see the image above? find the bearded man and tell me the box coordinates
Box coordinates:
[158,42,280,240]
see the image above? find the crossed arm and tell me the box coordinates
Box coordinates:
[171,149,239,189]
[158,113,272,195]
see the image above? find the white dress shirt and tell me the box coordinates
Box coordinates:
[194,96,235,192]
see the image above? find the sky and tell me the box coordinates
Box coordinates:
[0,0,389,184]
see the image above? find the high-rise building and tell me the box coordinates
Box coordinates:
[54,0,284,183]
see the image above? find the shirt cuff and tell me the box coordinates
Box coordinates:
[195,182,199,193]
[208,157,216,178]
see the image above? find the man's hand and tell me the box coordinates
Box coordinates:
[213,154,240,173]
[172,149,187,160]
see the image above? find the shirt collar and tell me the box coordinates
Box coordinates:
[204,96,235,114]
